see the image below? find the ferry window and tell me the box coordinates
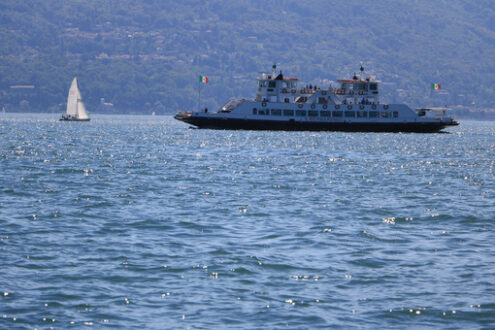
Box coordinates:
[259,109,268,115]
[357,111,367,118]
[271,109,282,116]
[318,97,327,104]
[332,111,343,117]
[283,109,294,116]
[308,110,318,117]
[370,83,377,90]
[253,108,257,115]
[268,81,276,88]
[369,111,379,118]
[357,83,366,90]
[345,111,355,118]
[393,111,398,118]
[296,110,306,116]
[381,111,389,118]
[320,110,331,117]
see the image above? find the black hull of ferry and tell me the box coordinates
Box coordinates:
[59,118,90,122]
[175,115,458,133]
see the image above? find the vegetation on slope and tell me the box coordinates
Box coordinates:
[0,0,494,114]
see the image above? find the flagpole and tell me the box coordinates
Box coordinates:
[198,75,201,112]
[430,84,432,107]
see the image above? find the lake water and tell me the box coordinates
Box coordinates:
[1,113,494,328]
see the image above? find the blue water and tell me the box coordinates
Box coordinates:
[1,113,494,328]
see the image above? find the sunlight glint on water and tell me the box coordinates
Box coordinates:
[0,114,494,328]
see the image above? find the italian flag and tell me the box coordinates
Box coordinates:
[431,83,441,90]
[200,75,208,83]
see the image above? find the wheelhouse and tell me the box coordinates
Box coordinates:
[335,75,380,106]
[256,71,299,103]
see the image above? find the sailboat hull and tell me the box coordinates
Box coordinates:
[59,118,90,121]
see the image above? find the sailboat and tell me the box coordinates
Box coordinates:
[60,77,90,121]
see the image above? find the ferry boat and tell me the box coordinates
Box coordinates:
[175,66,458,132]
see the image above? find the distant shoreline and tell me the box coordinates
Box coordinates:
[3,110,495,121]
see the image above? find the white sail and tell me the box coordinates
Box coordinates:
[64,77,89,120]
[66,77,78,116]
[76,87,89,119]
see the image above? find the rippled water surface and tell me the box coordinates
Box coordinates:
[1,113,495,328]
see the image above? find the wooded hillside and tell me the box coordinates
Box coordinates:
[1,0,494,114]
